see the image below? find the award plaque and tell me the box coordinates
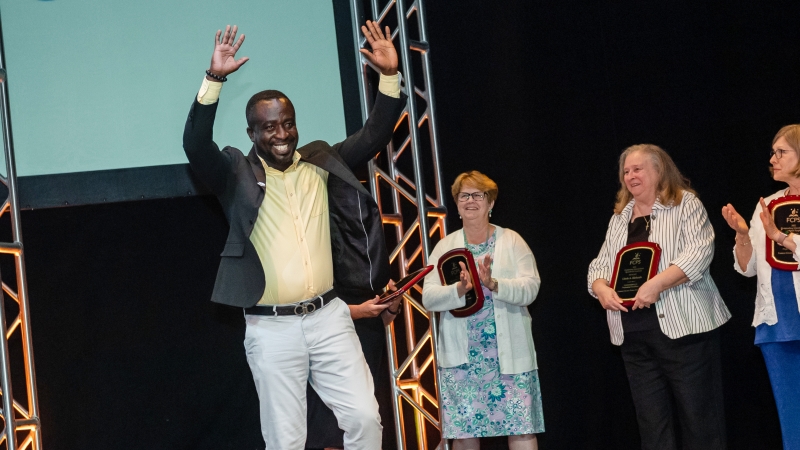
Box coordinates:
[609,242,662,307]
[378,266,434,304]
[765,196,800,271]
[437,248,485,317]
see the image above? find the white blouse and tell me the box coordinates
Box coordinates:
[733,189,800,327]
[422,226,541,374]
[587,191,731,345]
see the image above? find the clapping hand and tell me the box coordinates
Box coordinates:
[721,203,749,236]
[478,255,497,292]
[208,25,249,80]
[456,262,473,298]
[359,20,398,76]
[477,255,494,289]
[758,197,785,243]
[723,202,755,271]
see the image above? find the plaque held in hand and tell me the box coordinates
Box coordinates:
[765,195,800,271]
[609,242,662,307]
[378,266,434,304]
[437,248,485,317]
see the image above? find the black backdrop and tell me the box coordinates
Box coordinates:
[5,0,800,448]
[423,2,800,448]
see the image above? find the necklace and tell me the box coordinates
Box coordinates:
[463,223,491,246]
[785,187,800,197]
[632,201,653,231]
[462,226,496,275]
[462,226,494,258]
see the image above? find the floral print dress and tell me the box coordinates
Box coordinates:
[439,230,545,439]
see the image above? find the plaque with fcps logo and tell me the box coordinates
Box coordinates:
[765,196,800,271]
[437,248,485,317]
[609,242,662,307]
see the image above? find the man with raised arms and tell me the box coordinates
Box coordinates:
[182,22,405,449]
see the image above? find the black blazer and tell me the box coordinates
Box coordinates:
[183,92,406,308]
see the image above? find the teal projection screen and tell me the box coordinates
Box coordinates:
[0,0,347,177]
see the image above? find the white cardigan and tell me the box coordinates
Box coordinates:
[422,225,541,374]
[733,189,800,326]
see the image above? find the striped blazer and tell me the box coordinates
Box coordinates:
[587,191,731,345]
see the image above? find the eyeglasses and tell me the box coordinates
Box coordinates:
[770,149,793,159]
[457,192,487,202]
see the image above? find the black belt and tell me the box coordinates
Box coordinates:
[244,289,338,316]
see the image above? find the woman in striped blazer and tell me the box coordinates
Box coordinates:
[722,124,800,450]
[588,144,731,450]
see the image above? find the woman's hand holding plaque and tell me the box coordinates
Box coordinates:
[609,242,662,307]
[762,196,800,270]
[630,278,660,310]
[593,280,628,312]
[456,261,473,298]
[437,248,485,317]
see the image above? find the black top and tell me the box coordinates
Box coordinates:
[620,215,659,333]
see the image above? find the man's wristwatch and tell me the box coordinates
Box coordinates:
[490,278,499,293]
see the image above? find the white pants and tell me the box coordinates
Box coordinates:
[244,298,382,450]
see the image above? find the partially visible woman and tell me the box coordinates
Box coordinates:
[722,124,800,450]
[588,144,730,450]
[422,171,543,450]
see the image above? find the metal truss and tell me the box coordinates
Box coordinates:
[350,0,449,448]
[0,14,43,450]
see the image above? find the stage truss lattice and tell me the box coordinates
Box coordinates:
[350,0,449,448]
[0,15,43,450]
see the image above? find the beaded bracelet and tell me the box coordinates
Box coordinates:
[205,70,227,82]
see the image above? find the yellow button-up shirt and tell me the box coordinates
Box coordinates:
[250,152,333,304]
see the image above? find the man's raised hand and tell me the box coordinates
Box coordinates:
[208,25,249,80]
[359,20,398,76]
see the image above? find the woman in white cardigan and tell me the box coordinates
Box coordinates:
[422,171,543,450]
[722,124,800,450]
